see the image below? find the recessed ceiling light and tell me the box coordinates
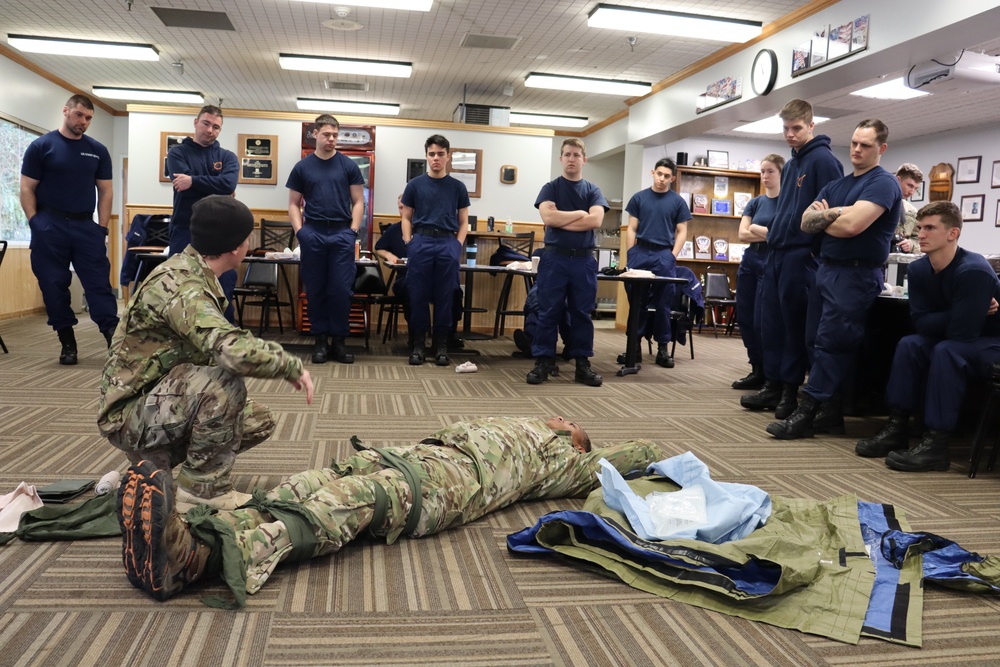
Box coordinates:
[296,98,400,116]
[734,114,830,134]
[8,34,158,61]
[588,4,762,43]
[288,0,432,10]
[524,72,650,97]
[92,87,204,104]
[851,77,931,100]
[279,54,412,78]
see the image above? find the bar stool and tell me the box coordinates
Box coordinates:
[968,363,1000,478]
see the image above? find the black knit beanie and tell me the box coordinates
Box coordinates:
[190,195,254,255]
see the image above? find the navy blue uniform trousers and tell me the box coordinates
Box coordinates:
[169,225,237,323]
[760,246,817,385]
[735,246,766,367]
[625,244,677,344]
[531,251,597,359]
[886,335,1000,431]
[803,263,883,402]
[29,210,119,333]
[297,223,356,338]
[407,234,461,337]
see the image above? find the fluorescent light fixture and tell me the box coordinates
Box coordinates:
[588,4,762,43]
[92,87,204,104]
[525,72,650,97]
[510,112,589,128]
[851,77,930,100]
[287,0,431,10]
[734,114,830,134]
[8,34,159,61]
[279,53,411,78]
[296,98,400,116]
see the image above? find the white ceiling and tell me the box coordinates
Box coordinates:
[2,0,999,146]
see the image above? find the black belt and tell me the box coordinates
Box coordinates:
[306,218,351,228]
[635,238,670,250]
[546,245,595,258]
[748,242,768,252]
[822,257,884,268]
[39,206,93,221]
[414,227,454,238]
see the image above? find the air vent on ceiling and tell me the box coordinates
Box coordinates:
[460,34,521,50]
[325,81,370,92]
[454,104,510,126]
[151,7,236,31]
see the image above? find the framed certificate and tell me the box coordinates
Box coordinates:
[240,158,276,185]
[238,134,279,185]
[160,132,194,183]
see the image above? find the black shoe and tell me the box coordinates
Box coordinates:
[856,411,910,457]
[102,329,114,348]
[512,329,532,354]
[774,384,799,420]
[311,336,328,364]
[574,358,603,387]
[732,365,764,390]
[434,336,449,366]
[885,430,951,472]
[57,327,77,365]
[527,357,555,385]
[329,337,354,364]
[655,344,674,368]
[812,396,845,435]
[740,380,780,411]
[409,332,426,365]
[616,349,641,365]
[447,335,465,351]
[766,393,819,439]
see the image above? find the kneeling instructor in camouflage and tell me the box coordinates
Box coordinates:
[99,195,314,511]
[117,416,659,604]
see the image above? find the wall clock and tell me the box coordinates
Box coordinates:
[751,49,778,96]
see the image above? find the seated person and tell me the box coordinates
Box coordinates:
[116,416,660,602]
[856,201,1000,471]
[98,196,314,510]
[893,163,923,253]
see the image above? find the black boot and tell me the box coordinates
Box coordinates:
[774,384,799,420]
[732,364,764,390]
[766,393,818,440]
[329,337,354,364]
[740,380,780,411]
[856,410,909,458]
[311,335,328,364]
[812,395,845,435]
[616,349,641,365]
[409,331,426,366]
[526,357,556,385]
[57,327,78,365]
[512,329,532,355]
[885,430,951,472]
[433,333,449,366]
[102,329,114,348]
[655,343,675,368]
[574,358,603,387]
[447,333,465,350]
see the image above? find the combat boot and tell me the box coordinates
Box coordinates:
[732,364,764,390]
[526,357,556,384]
[812,395,845,435]
[56,327,78,365]
[409,331,426,365]
[655,343,675,368]
[574,358,603,387]
[766,393,818,440]
[740,380,780,411]
[856,410,909,457]
[433,333,449,366]
[311,335,328,364]
[774,384,799,420]
[330,337,354,364]
[102,328,114,348]
[118,461,213,601]
[885,430,951,472]
[616,348,642,365]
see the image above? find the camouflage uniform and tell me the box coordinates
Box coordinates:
[98,246,304,497]
[896,200,919,253]
[209,417,660,594]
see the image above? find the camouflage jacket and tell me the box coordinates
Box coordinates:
[98,246,303,432]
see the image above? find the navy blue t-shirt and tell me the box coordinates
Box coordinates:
[534,177,608,248]
[21,130,112,213]
[625,188,691,247]
[908,248,1000,341]
[166,138,239,229]
[401,174,471,232]
[816,166,901,264]
[375,221,407,258]
[286,152,364,222]
[742,194,779,231]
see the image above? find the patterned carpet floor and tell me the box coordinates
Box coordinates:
[1,313,998,666]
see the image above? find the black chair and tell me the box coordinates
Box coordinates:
[668,293,699,360]
[492,232,536,338]
[702,273,737,338]
[126,215,171,287]
[968,364,1000,478]
[0,240,8,353]
[260,218,296,251]
[352,262,390,351]
[234,252,286,335]
[376,259,406,344]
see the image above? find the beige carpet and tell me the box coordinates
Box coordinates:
[1,313,999,667]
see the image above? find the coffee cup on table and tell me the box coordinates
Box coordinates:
[531,256,540,272]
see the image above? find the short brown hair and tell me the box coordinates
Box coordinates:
[66,94,94,111]
[314,114,340,131]
[917,201,962,230]
[856,118,889,145]
[198,105,223,119]
[762,153,785,172]
[561,137,586,157]
[779,99,813,124]
[895,163,923,182]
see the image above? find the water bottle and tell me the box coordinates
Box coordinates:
[610,251,619,269]
[505,217,513,234]
[487,216,495,232]
[466,241,477,267]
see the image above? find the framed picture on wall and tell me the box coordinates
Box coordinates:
[956,156,982,184]
[707,150,729,169]
[992,160,1000,188]
[911,180,925,202]
[995,200,1000,227]
[960,194,985,222]
[159,132,194,182]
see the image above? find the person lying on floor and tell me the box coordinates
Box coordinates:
[117,416,660,604]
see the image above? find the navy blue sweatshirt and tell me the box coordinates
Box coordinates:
[767,135,843,249]
[166,138,239,229]
[909,247,1000,341]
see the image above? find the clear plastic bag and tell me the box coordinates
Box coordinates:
[646,485,708,537]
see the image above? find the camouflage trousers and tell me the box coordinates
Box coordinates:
[107,363,275,498]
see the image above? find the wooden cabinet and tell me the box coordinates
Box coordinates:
[673,165,761,285]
